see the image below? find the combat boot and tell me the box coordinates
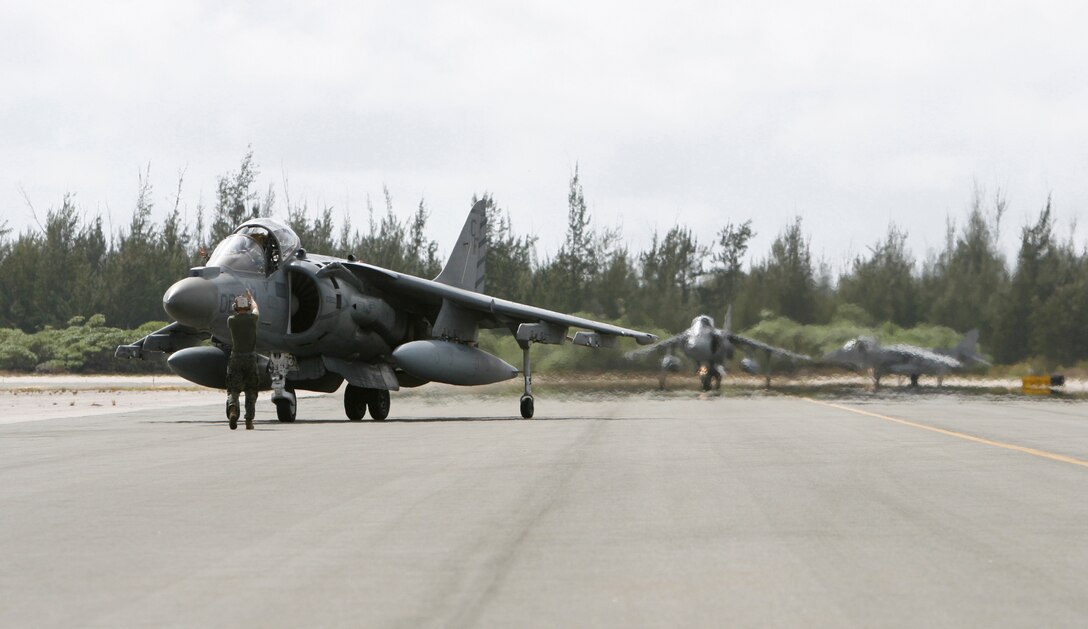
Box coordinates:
[226,399,239,430]
[244,392,256,430]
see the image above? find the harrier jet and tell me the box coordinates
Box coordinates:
[820,330,989,388]
[116,201,656,420]
[626,308,809,390]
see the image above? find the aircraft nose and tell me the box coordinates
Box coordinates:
[163,277,218,328]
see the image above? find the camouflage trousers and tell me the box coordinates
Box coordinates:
[226,352,259,420]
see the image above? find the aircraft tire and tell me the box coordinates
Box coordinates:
[274,397,296,422]
[367,389,390,421]
[344,385,368,421]
[520,395,534,419]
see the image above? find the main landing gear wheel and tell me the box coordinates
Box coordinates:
[274,397,296,422]
[367,389,391,421]
[520,395,534,419]
[344,385,368,421]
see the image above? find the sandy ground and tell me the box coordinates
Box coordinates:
[1,372,1082,425]
[0,375,208,424]
[0,375,332,424]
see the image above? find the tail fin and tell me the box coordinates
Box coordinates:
[435,200,487,293]
[955,329,979,354]
[722,305,733,334]
[953,329,991,366]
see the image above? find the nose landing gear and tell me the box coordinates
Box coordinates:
[273,391,296,422]
[698,365,722,392]
[270,353,298,422]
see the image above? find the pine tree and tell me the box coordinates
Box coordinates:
[838,224,919,326]
[479,194,536,303]
[923,186,1009,342]
[209,149,259,244]
[756,217,817,323]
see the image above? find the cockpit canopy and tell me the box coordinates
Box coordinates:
[842,337,876,353]
[207,218,300,275]
[693,315,715,329]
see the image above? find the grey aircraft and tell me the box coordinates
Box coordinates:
[116,201,656,420]
[625,308,810,390]
[820,330,990,388]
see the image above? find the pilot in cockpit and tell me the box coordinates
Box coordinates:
[245,230,281,272]
[208,227,280,275]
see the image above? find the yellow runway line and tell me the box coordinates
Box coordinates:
[803,398,1088,470]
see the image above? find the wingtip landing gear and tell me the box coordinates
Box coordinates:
[520,342,535,419]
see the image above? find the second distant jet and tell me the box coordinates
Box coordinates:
[821,330,990,388]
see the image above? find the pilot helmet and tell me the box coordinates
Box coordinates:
[233,295,252,312]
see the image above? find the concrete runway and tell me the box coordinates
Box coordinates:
[1,391,1086,627]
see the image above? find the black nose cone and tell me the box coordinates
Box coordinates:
[163,277,218,329]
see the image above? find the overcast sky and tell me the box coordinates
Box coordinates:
[3,1,1087,270]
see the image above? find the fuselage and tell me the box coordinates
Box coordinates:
[162,219,422,363]
[680,316,732,367]
[823,337,962,377]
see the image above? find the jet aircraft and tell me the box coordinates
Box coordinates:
[625,308,809,390]
[820,330,989,388]
[116,201,656,421]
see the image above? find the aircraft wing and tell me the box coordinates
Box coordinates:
[623,332,689,359]
[727,333,810,362]
[337,261,657,346]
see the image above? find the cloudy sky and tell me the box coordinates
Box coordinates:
[3,1,1086,269]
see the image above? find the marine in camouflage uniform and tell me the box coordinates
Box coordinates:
[226,293,260,430]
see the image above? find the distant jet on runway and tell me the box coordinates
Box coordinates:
[820,330,990,388]
[626,307,809,391]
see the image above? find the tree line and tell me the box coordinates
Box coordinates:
[1,152,1086,372]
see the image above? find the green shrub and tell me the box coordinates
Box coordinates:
[0,342,37,371]
[0,316,171,374]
